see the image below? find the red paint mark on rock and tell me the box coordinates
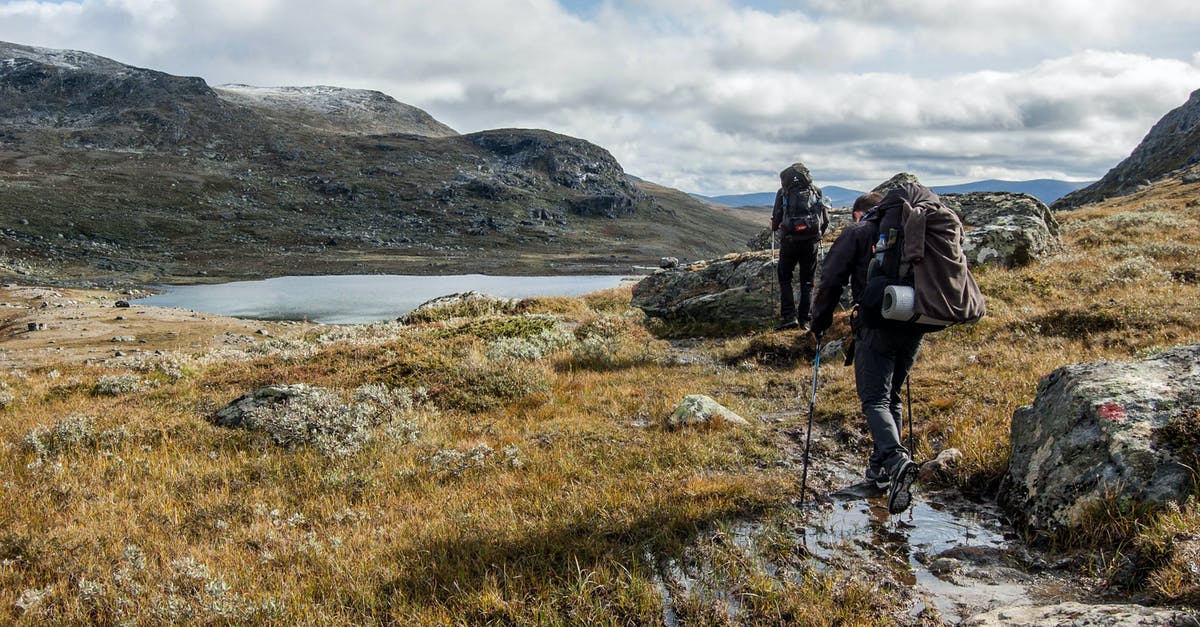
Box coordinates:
[1096,402,1127,422]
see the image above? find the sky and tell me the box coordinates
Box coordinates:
[2,0,1200,194]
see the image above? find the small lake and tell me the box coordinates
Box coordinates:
[135,274,638,324]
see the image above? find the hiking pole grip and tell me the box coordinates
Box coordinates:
[798,340,822,507]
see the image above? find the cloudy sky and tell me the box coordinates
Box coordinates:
[3,0,1200,194]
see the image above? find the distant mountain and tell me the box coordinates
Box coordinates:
[930,180,1092,204]
[0,41,759,284]
[1054,88,1200,209]
[696,185,866,208]
[698,178,1091,209]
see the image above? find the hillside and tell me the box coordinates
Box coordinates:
[1055,87,1200,208]
[0,41,759,285]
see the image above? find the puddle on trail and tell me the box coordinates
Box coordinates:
[807,492,1032,623]
[657,483,1056,625]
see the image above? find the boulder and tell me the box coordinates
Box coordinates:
[665,394,750,430]
[631,251,775,328]
[1000,345,1200,533]
[963,602,1199,627]
[941,192,1061,267]
[210,384,320,429]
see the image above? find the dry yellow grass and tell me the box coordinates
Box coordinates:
[0,177,1198,622]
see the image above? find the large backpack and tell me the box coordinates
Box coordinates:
[859,184,986,332]
[779,184,827,240]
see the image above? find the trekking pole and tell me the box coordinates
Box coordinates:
[798,336,822,507]
[906,375,915,461]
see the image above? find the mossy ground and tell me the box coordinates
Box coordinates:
[0,177,1198,622]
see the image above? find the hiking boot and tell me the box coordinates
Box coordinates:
[866,466,890,489]
[774,319,800,331]
[798,319,812,332]
[886,459,918,515]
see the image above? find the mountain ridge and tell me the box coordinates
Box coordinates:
[0,41,759,285]
[1054,87,1200,209]
[697,179,1091,208]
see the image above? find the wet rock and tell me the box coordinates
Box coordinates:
[963,602,1200,627]
[659,257,679,269]
[665,394,750,430]
[114,300,130,308]
[928,557,962,577]
[26,322,45,331]
[631,251,775,331]
[210,384,318,429]
[919,448,963,485]
[1000,345,1200,533]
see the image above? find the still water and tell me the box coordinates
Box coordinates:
[135,274,636,324]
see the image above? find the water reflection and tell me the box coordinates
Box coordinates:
[135,274,636,323]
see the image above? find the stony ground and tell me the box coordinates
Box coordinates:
[0,284,315,369]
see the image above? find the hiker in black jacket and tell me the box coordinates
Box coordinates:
[809,190,921,515]
[770,162,829,331]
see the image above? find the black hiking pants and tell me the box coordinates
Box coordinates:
[777,235,819,324]
[854,326,924,477]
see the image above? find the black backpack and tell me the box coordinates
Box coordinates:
[779,185,826,240]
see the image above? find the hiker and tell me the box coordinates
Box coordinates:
[770,162,829,331]
[809,183,984,514]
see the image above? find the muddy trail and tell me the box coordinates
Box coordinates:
[650,415,1096,624]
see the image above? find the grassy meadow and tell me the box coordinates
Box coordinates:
[1,178,1199,623]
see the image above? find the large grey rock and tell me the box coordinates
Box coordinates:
[941,192,1061,267]
[1000,345,1200,533]
[666,394,750,430]
[210,384,320,429]
[631,251,775,328]
[963,602,1199,626]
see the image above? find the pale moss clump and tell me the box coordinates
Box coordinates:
[486,327,575,361]
[244,388,377,458]
[1105,256,1169,285]
[93,373,147,396]
[24,414,95,457]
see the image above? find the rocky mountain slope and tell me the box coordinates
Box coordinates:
[1054,87,1200,208]
[0,41,758,285]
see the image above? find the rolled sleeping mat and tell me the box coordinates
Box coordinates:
[881,284,957,327]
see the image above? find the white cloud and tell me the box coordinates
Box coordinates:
[1,0,1199,193]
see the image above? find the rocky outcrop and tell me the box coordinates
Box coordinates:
[941,192,1061,267]
[467,128,645,218]
[666,395,750,429]
[631,251,775,328]
[1055,88,1200,209]
[1000,345,1200,533]
[963,602,1199,627]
